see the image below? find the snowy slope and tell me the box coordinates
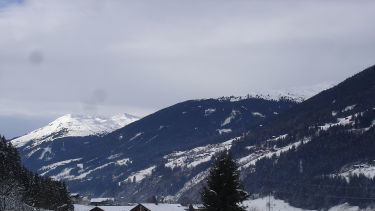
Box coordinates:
[243,196,372,211]
[73,198,371,211]
[216,82,334,103]
[11,113,139,148]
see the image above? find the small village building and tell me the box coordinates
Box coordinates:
[70,193,85,204]
[89,207,105,211]
[130,204,151,211]
[89,198,115,206]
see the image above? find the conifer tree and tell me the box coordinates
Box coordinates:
[201,152,249,211]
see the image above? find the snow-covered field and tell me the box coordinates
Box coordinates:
[164,137,239,169]
[242,196,373,211]
[74,197,373,211]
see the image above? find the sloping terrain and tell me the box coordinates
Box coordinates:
[12,113,139,148]
[13,66,374,210]
[0,136,72,210]
[231,65,375,209]
[14,97,296,199]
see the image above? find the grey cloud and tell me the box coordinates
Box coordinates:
[0,0,374,121]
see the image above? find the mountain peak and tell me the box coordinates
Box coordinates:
[11,113,139,148]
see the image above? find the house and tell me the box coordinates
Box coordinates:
[89,207,105,211]
[70,193,85,204]
[130,204,151,211]
[89,198,115,206]
[188,205,206,211]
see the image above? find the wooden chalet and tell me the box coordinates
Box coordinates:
[89,207,105,211]
[130,204,151,211]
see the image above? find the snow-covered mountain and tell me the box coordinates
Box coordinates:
[216,82,334,103]
[11,113,139,148]
[11,66,375,210]
[13,97,297,199]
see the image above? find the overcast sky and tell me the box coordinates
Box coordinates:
[0,0,375,137]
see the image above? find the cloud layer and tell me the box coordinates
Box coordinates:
[0,0,375,119]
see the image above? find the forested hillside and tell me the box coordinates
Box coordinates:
[0,136,72,210]
[233,65,375,209]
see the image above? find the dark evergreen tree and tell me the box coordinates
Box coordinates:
[201,152,249,211]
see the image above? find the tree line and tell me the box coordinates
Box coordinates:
[0,135,73,210]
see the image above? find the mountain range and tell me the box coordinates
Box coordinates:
[10,65,375,210]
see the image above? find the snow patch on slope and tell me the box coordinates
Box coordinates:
[116,158,131,166]
[126,166,156,183]
[204,108,216,116]
[252,112,265,118]
[129,132,143,141]
[221,110,239,126]
[239,137,311,169]
[39,146,52,160]
[164,137,239,169]
[39,158,82,176]
[217,128,232,134]
[342,104,356,112]
[333,163,375,182]
[50,158,132,181]
[243,196,368,211]
[266,134,288,142]
[319,115,355,131]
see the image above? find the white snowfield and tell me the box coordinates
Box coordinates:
[11,113,139,148]
[252,112,265,118]
[74,198,371,211]
[319,111,374,132]
[164,137,240,169]
[319,115,355,131]
[332,163,375,182]
[217,128,232,134]
[221,110,239,126]
[243,196,373,211]
[125,165,156,183]
[266,134,288,142]
[41,157,131,181]
[239,137,311,169]
[39,158,82,176]
[215,82,334,103]
[342,104,357,112]
[204,108,216,116]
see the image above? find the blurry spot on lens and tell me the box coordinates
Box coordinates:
[92,89,107,103]
[29,50,44,65]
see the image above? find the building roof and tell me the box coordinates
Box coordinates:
[89,207,105,211]
[130,204,151,211]
[74,203,189,211]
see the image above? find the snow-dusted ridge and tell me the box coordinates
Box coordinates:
[213,82,334,103]
[11,113,139,148]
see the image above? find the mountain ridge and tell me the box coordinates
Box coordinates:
[10,67,374,210]
[11,113,139,148]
